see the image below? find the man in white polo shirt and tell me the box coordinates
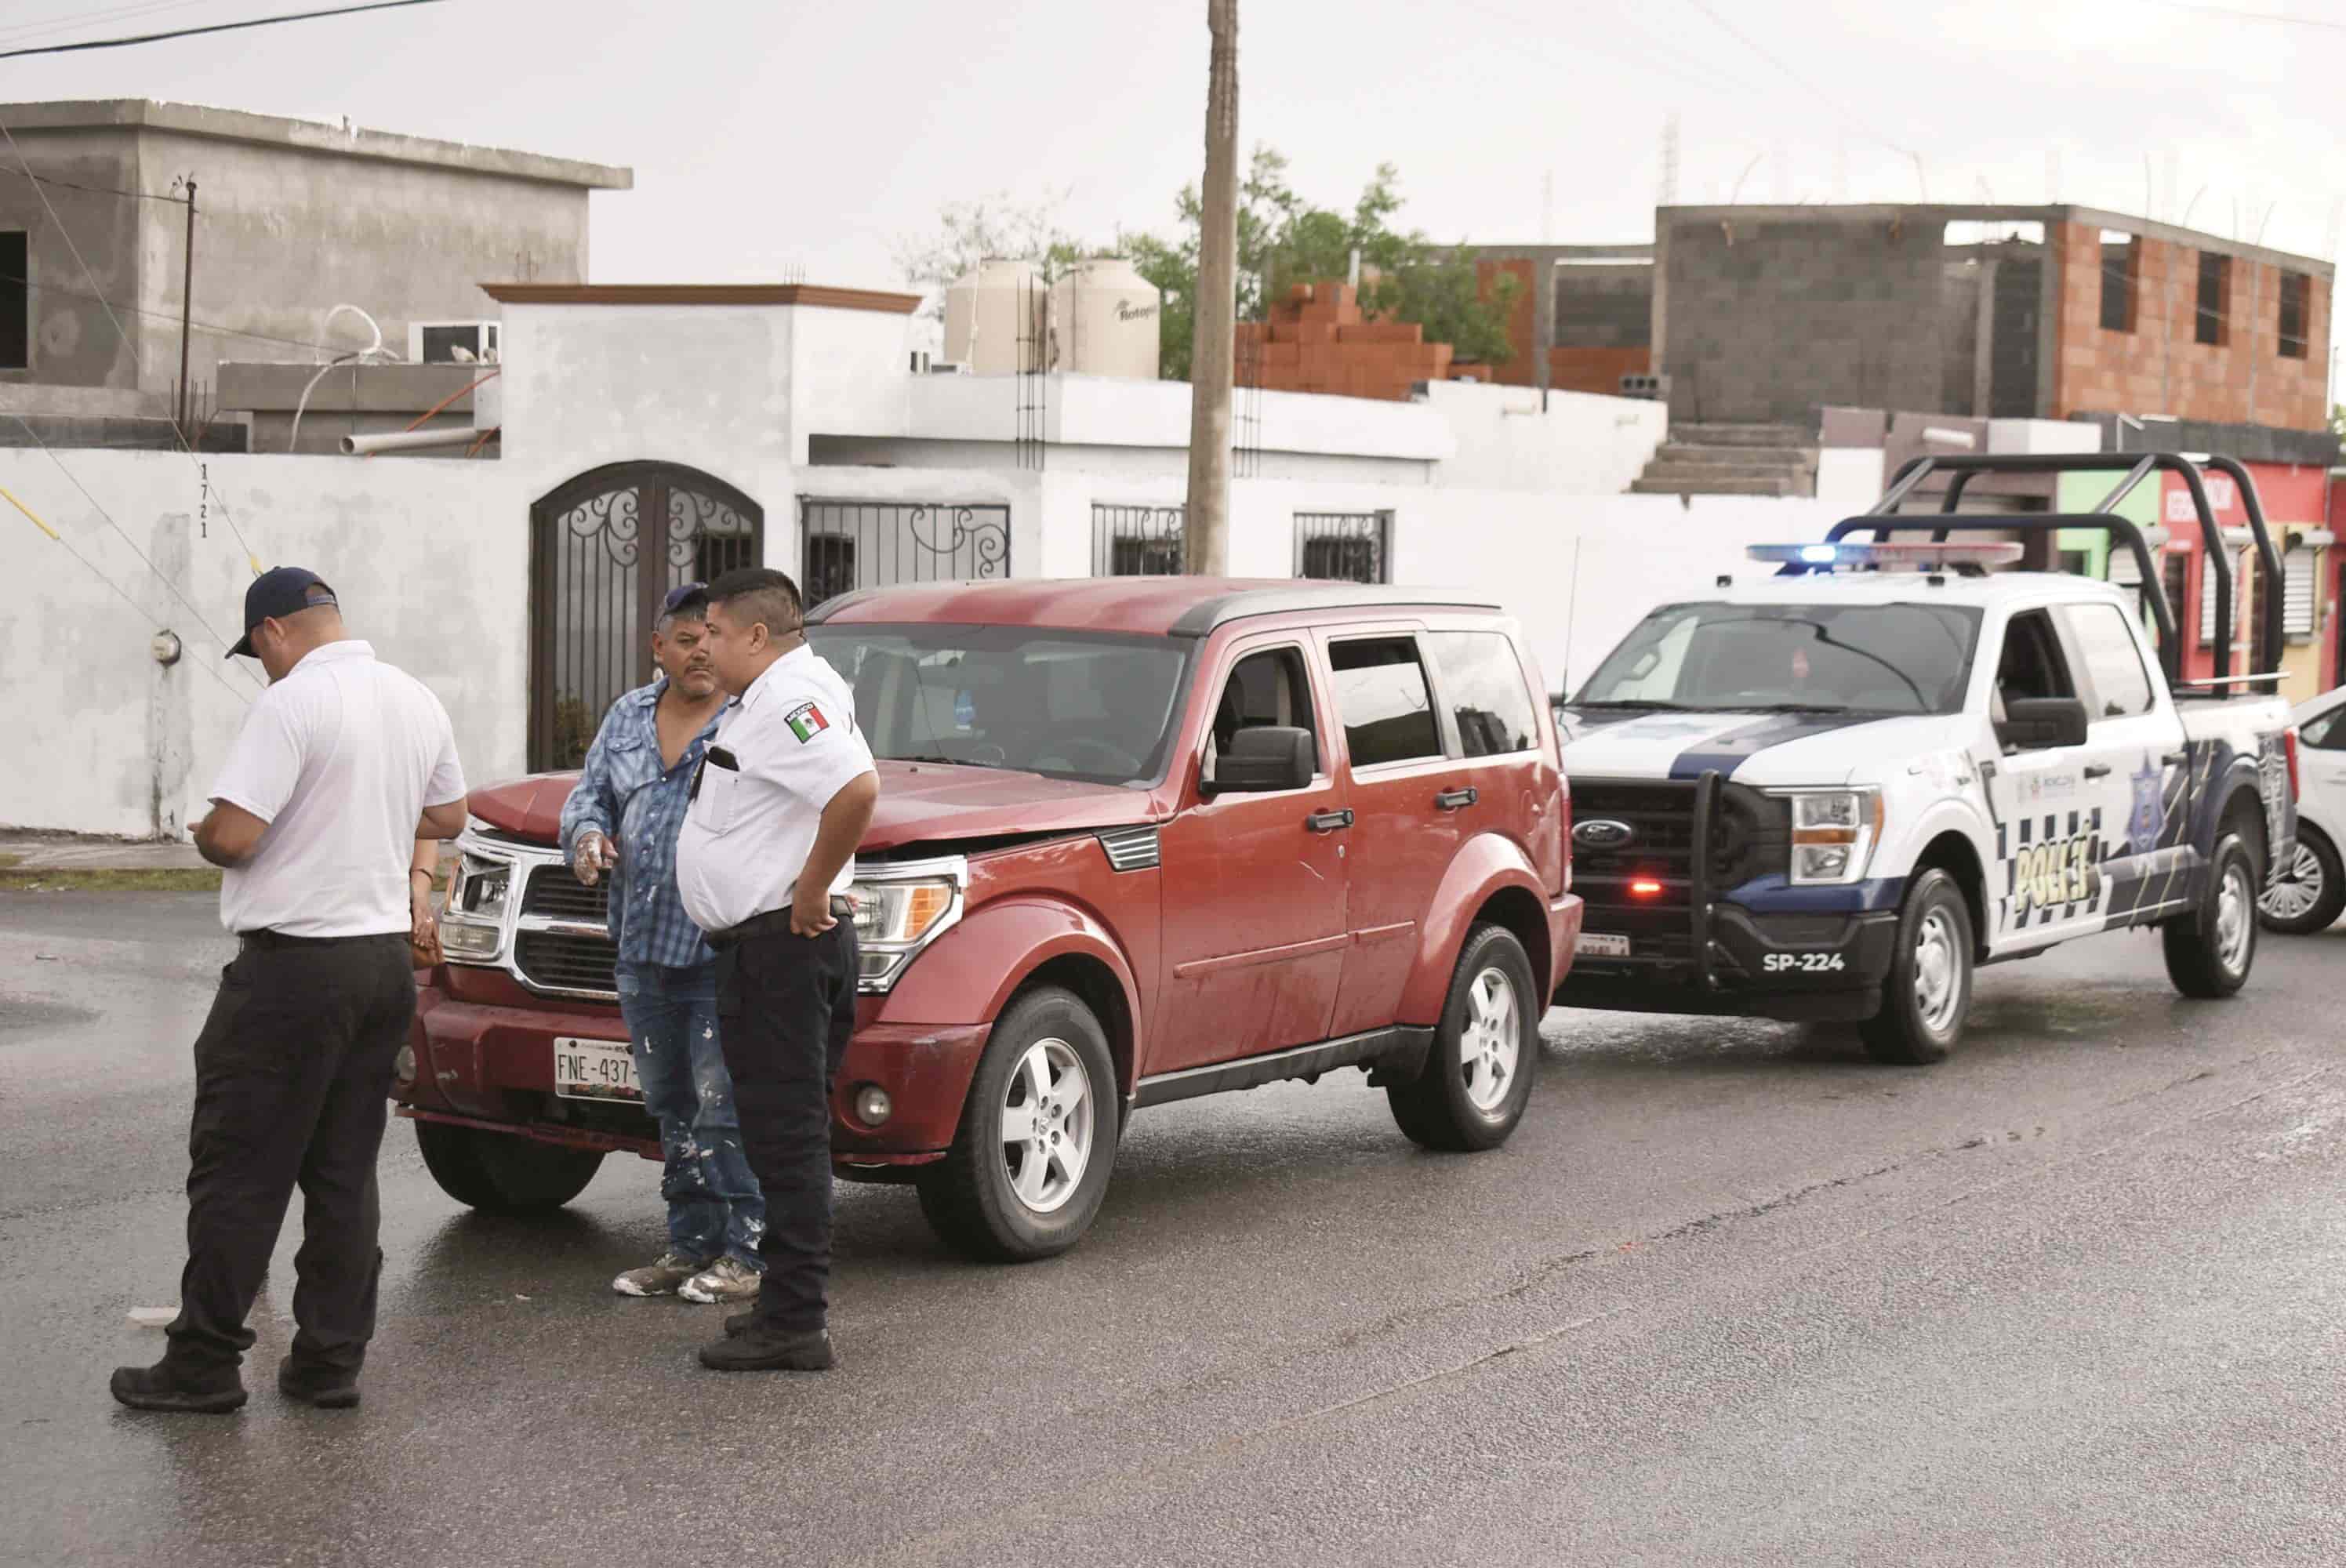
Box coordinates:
[677,567,877,1374]
[111,567,467,1415]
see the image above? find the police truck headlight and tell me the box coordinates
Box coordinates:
[1780,789,1883,886]
[845,859,968,993]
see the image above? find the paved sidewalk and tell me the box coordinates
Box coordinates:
[0,833,208,871]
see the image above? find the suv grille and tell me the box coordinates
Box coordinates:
[514,863,618,997]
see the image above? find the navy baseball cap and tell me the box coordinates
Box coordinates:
[227,566,337,658]
[656,581,707,626]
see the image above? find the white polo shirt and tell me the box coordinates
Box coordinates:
[677,642,877,934]
[210,640,467,938]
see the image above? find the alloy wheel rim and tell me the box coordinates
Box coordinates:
[2259,844,2324,923]
[1913,908,1961,1035]
[999,1037,1092,1215]
[2216,862,2253,972]
[1460,967,1521,1113]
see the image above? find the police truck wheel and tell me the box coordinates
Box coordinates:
[1386,923,1538,1152]
[915,987,1119,1263]
[1859,869,1973,1066]
[415,1121,605,1214]
[2257,825,2344,936]
[2166,831,2260,997]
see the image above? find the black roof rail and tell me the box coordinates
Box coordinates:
[1814,452,2283,694]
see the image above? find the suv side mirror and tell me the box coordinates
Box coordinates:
[1207,725,1315,795]
[1996,695,2090,752]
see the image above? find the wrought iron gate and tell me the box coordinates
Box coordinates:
[799,499,1010,609]
[528,463,762,771]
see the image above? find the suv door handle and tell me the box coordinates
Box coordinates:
[1435,787,1479,811]
[2162,751,2189,766]
[1305,809,1355,833]
[2083,764,2112,779]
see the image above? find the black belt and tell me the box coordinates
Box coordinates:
[706,897,856,950]
[238,928,398,950]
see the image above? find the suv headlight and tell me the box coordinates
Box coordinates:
[1779,789,1883,885]
[846,861,966,992]
[438,849,514,963]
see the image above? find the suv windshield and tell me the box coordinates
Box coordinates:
[1574,601,1983,716]
[804,623,1189,786]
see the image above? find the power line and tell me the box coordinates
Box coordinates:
[0,0,452,62]
[0,165,189,205]
[0,1,232,48]
[0,270,380,356]
[1,480,255,709]
[8,416,268,688]
[1674,0,1928,194]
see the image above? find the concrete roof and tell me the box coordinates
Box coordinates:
[0,99,631,190]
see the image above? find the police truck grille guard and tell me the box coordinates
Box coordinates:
[1571,773,1779,983]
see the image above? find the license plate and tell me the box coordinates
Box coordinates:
[554,1036,641,1102]
[1581,932,1631,959]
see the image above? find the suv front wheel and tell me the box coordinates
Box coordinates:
[1387,923,1539,1151]
[414,1120,605,1214]
[916,986,1120,1262]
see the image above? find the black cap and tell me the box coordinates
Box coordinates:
[227,566,337,658]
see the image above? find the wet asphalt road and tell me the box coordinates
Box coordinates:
[4,891,2343,1567]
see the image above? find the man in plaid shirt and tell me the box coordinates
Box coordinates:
[561,583,764,1305]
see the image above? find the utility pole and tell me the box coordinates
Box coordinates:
[1184,0,1237,576]
[175,178,196,440]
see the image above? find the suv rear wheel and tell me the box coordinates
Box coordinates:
[1387,923,1538,1151]
[415,1121,605,1214]
[916,986,1119,1262]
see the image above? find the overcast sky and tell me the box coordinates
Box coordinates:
[11,0,2343,315]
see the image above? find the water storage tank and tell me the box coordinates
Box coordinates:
[941,258,1042,376]
[1048,257,1161,380]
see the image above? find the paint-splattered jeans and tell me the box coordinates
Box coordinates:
[615,960,765,1270]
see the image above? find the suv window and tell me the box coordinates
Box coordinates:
[2061,602,2156,718]
[1993,608,2076,720]
[1427,631,1538,757]
[2302,704,2346,751]
[1329,637,1441,768]
[1203,646,1320,786]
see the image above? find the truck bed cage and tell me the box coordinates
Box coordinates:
[1790,452,2284,694]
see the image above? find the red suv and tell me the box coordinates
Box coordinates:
[404,579,1582,1259]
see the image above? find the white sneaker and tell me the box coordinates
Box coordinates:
[678,1256,762,1305]
[612,1251,703,1298]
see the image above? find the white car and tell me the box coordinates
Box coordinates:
[1555,535,2297,1065]
[2261,686,2346,934]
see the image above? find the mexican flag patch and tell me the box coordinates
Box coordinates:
[784,700,830,743]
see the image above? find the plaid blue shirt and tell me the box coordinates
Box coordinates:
[559,677,722,970]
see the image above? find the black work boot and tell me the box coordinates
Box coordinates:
[697,1326,834,1373]
[278,1355,361,1410]
[110,1359,247,1415]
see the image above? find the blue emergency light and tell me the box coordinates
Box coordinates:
[1747,541,2025,572]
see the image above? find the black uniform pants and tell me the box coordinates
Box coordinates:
[715,920,858,1334]
[165,932,414,1377]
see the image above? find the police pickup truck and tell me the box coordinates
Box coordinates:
[1555,452,2301,1063]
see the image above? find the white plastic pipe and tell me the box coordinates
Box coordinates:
[340,427,481,456]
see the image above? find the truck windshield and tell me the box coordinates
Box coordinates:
[804,623,1190,786]
[1573,601,1984,716]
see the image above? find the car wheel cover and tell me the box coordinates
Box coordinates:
[1913,906,1962,1036]
[1460,965,1521,1114]
[999,1036,1093,1216]
[2216,860,2253,973]
[2259,843,2325,923]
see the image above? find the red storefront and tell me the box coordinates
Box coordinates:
[2158,463,2332,695]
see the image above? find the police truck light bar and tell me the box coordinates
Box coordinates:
[1746,541,2025,571]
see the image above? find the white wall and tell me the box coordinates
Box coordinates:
[1419,381,1667,495]
[0,449,521,837]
